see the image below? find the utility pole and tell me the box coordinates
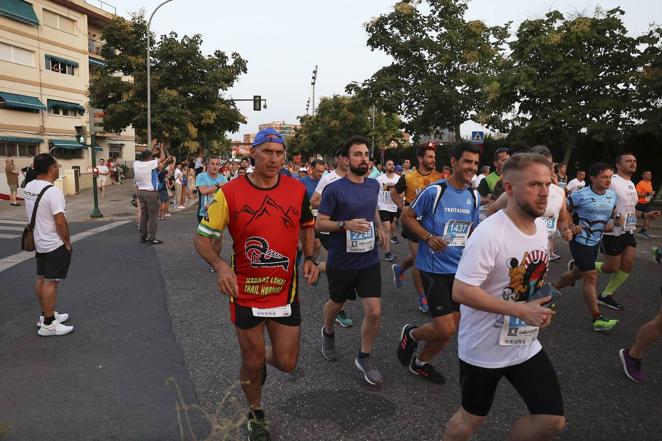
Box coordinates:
[370,105,376,158]
[83,108,102,218]
[311,65,318,115]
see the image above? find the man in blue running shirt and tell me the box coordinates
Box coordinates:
[397,142,480,383]
[553,162,618,331]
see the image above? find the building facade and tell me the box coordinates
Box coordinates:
[257,121,299,139]
[0,0,135,197]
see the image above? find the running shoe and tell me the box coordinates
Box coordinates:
[639,229,652,240]
[36,311,69,327]
[335,310,353,328]
[397,324,418,366]
[652,247,661,264]
[409,356,446,384]
[592,315,618,332]
[549,250,561,261]
[619,348,644,383]
[384,252,397,262]
[354,356,383,386]
[247,409,271,441]
[390,236,400,245]
[391,264,405,288]
[597,294,624,311]
[38,321,74,337]
[567,260,576,287]
[418,293,429,313]
[321,327,337,361]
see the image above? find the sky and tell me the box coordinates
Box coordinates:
[105,0,662,140]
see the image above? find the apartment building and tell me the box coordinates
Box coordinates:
[0,0,135,197]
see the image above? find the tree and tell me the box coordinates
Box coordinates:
[483,8,653,163]
[348,0,509,141]
[289,95,404,158]
[635,25,662,137]
[89,13,247,158]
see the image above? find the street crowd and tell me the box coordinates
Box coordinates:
[16,126,662,441]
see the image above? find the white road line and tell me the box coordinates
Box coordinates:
[0,226,24,231]
[0,220,26,225]
[0,233,19,239]
[0,220,130,273]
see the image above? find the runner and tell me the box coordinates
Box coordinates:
[390,145,443,312]
[195,157,227,271]
[596,154,661,310]
[443,153,565,441]
[316,135,388,386]
[552,163,619,331]
[376,159,400,262]
[566,170,586,194]
[477,147,510,207]
[619,246,662,382]
[635,170,656,239]
[397,142,480,384]
[193,127,319,441]
[310,145,353,328]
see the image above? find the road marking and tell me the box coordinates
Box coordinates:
[0,226,24,231]
[0,220,130,273]
[0,233,19,239]
[0,220,26,225]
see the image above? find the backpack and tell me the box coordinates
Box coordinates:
[429,182,479,217]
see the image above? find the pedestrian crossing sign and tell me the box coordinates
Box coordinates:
[471,131,484,143]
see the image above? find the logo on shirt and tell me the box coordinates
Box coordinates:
[232,195,299,232]
[245,236,290,271]
[502,250,548,302]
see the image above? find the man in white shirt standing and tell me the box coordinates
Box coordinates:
[24,154,73,337]
[96,159,109,202]
[134,148,172,244]
[566,170,586,194]
[443,153,565,441]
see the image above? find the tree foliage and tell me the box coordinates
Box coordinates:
[348,0,509,141]
[289,95,404,158]
[482,8,656,162]
[89,13,247,158]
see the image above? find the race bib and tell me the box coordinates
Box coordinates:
[382,191,392,203]
[442,221,473,247]
[499,314,539,346]
[251,304,292,318]
[346,223,375,253]
[625,211,637,232]
[543,216,558,237]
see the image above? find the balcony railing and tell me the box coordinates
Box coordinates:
[88,38,104,55]
[84,0,116,15]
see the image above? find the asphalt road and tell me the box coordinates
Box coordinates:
[1,210,661,440]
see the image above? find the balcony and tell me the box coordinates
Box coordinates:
[84,0,116,15]
[88,38,104,56]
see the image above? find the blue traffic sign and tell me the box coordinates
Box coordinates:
[471,131,484,143]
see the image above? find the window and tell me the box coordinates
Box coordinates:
[46,56,76,75]
[0,142,38,157]
[52,148,83,159]
[43,10,75,33]
[48,106,77,116]
[108,145,122,159]
[0,42,34,67]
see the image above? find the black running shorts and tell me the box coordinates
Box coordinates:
[379,210,397,223]
[230,301,301,330]
[327,262,381,304]
[601,233,636,256]
[420,271,459,317]
[636,203,652,213]
[36,244,71,281]
[459,349,564,417]
[569,240,599,272]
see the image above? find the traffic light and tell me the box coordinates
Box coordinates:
[253,95,262,111]
[74,125,86,145]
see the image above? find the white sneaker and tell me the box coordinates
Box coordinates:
[36,311,69,327]
[37,321,74,336]
[177,205,186,209]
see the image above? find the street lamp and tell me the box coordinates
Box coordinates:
[311,65,318,115]
[147,0,176,151]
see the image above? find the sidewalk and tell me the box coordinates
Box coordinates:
[0,179,196,222]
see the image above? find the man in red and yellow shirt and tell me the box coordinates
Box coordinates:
[194,128,319,439]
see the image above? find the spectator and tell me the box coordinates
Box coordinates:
[4,158,21,206]
[24,153,73,337]
[134,148,172,244]
[174,162,185,209]
[96,159,109,202]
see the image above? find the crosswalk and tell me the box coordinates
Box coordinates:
[0,219,25,239]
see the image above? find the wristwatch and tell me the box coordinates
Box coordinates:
[304,256,319,265]
[337,220,345,231]
[425,233,433,243]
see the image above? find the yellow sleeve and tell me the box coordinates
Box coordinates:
[196,189,229,238]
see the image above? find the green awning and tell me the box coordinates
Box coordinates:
[0,0,39,27]
[46,54,79,68]
[0,92,46,111]
[49,139,85,150]
[47,99,85,115]
[88,57,106,68]
[95,146,103,151]
[0,136,42,144]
